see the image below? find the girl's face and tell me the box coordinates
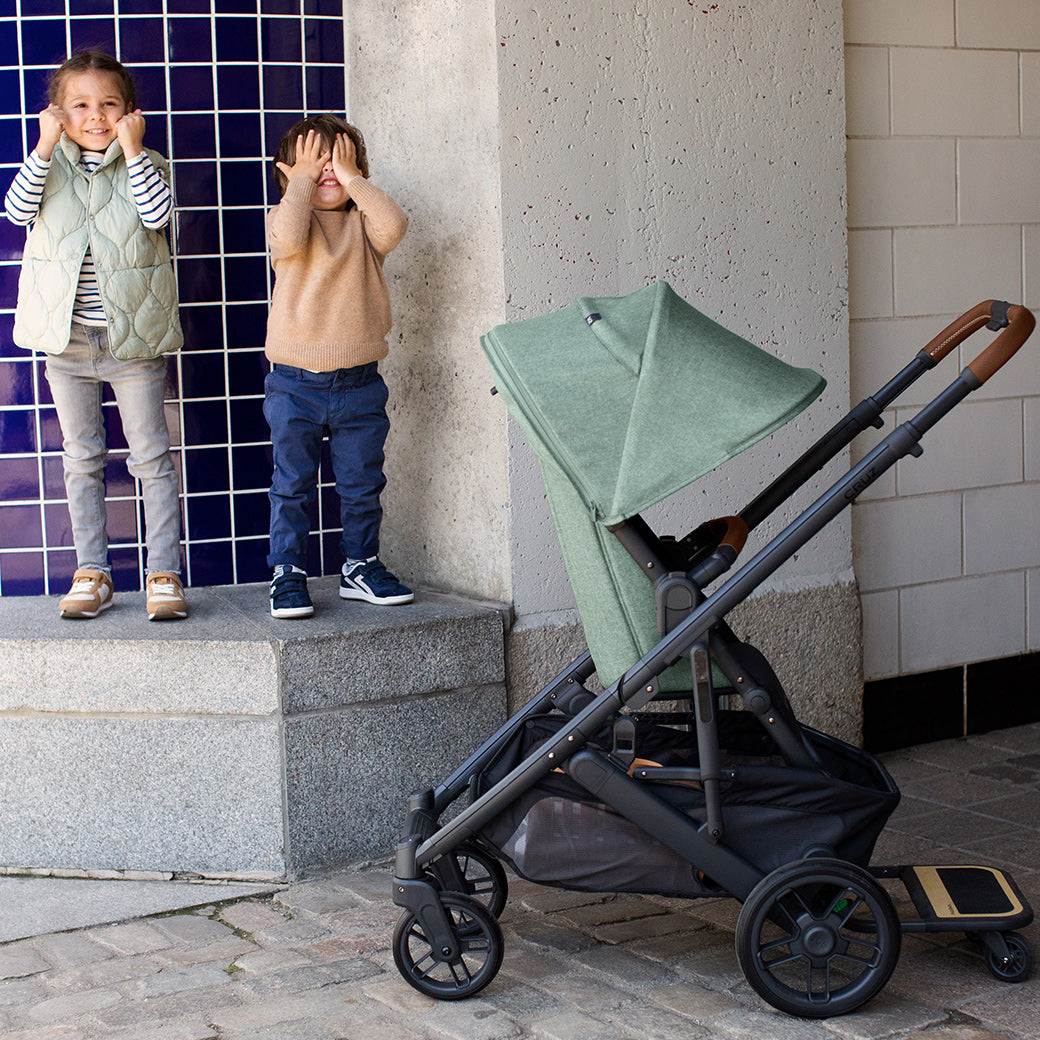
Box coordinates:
[59,70,129,152]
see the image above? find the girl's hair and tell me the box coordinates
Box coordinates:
[48,50,137,111]
[273,114,369,195]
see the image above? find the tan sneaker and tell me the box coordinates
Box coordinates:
[59,568,114,619]
[146,571,188,621]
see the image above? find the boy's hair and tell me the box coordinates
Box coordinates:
[273,114,369,195]
[48,50,137,111]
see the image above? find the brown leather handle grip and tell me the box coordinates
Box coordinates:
[706,515,749,558]
[923,300,1035,384]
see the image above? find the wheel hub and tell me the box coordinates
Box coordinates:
[802,924,838,958]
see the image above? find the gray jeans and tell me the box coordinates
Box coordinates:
[44,322,182,575]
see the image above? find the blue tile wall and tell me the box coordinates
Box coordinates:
[0,1,347,595]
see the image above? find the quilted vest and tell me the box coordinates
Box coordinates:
[12,136,183,359]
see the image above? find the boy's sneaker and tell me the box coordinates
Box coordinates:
[339,558,414,605]
[59,568,114,618]
[146,571,188,620]
[270,564,314,618]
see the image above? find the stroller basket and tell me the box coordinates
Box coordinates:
[475,711,899,899]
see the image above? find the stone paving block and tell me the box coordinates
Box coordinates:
[228,955,381,996]
[573,945,683,991]
[88,983,245,1030]
[298,905,400,957]
[0,943,49,980]
[32,930,117,970]
[362,978,522,1040]
[43,951,168,994]
[649,980,745,1023]
[230,946,312,974]
[482,975,568,1018]
[885,942,1012,1008]
[215,899,290,936]
[0,1025,94,1040]
[818,988,947,1040]
[599,1004,712,1040]
[101,1017,222,1040]
[536,970,637,1011]
[0,975,48,1009]
[506,916,599,955]
[712,1003,840,1040]
[557,894,669,928]
[133,959,236,998]
[592,910,703,945]
[89,921,173,956]
[960,984,1040,1039]
[903,1024,1028,1040]
[273,878,364,916]
[527,1007,639,1040]
[207,987,358,1032]
[498,941,570,983]
[520,889,613,913]
[27,986,124,1025]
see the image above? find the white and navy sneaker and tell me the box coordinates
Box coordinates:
[339,558,414,605]
[270,564,314,618]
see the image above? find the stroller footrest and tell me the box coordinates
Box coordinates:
[899,864,1033,929]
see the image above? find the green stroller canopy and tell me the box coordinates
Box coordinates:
[481,281,826,687]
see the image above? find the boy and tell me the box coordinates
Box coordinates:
[264,114,412,617]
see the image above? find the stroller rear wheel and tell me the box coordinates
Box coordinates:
[425,843,509,918]
[393,893,503,1000]
[735,858,900,1017]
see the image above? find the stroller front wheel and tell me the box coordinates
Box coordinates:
[393,892,504,1000]
[425,843,509,918]
[735,858,901,1018]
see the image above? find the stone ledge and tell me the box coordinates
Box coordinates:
[0,579,508,879]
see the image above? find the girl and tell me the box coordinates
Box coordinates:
[4,51,187,620]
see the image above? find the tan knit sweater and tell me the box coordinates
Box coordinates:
[265,173,408,371]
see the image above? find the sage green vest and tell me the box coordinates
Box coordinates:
[13,136,183,359]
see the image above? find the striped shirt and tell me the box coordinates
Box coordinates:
[3,148,173,326]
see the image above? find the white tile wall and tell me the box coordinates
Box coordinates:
[846,0,1040,677]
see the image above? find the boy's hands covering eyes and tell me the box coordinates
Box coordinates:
[332,133,362,187]
[277,129,332,185]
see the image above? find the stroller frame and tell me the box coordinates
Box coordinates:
[391,300,1036,1017]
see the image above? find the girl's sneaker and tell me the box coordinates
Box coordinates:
[59,568,114,618]
[146,572,188,620]
[339,558,414,605]
[270,564,314,618]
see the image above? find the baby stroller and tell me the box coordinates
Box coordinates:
[391,282,1036,1017]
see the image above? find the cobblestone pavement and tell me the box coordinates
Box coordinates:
[1,723,1038,1040]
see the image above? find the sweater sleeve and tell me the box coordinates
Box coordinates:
[3,150,51,226]
[126,152,173,230]
[267,175,317,260]
[347,176,408,256]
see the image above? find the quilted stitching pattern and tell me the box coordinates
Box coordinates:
[13,138,182,359]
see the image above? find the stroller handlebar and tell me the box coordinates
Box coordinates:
[924,300,1035,384]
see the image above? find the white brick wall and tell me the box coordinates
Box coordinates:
[845,0,1040,679]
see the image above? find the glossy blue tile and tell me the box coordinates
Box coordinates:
[305,18,343,64]
[44,502,74,545]
[0,18,15,60]
[0,503,42,549]
[306,0,343,15]
[19,20,66,67]
[223,255,269,302]
[179,304,225,350]
[0,552,46,596]
[0,262,21,309]
[183,398,228,446]
[261,0,298,13]
[217,112,262,159]
[38,409,63,453]
[225,305,270,351]
[171,112,216,160]
[216,17,259,63]
[0,0,15,22]
[306,65,345,111]
[0,314,17,359]
[0,409,36,453]
[232,444,274,492]
[0,219,27,262]
[187,494,231,538]
[175,256,222,305]
[173,160,218,207]
[227,349,269,396]
[175,209,221,256]
[119,17,165,62]
[0,360,35,406]
[180,351,227,400]
[233,489,271,537]
[230,397,266,444]
[261,17,301,63]
[168,17,213,63]
[41,456,66,499]
[103,455,137,497]
[263,65,304,112]
[170,65,215,111]
[189,539,234,585]
[46,549,78,590]
[71,18,117,56]
[217,64,260,110]
[220,159,267,206]
[221,208,267,255]
[168,0,211,12]
[70,0,114,13]
[127,65,167,113]
[2,456,40,499]
[110,547,150,591]
[234,536,270,584]
[105,496,141,545]
[22,69,50,114]
[184,445,231,494]
[120,0,167,13]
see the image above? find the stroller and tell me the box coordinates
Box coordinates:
[390,282,1036,1017]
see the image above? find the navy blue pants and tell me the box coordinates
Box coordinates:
[264,362,389,570]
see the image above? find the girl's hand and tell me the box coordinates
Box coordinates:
[116,109,146,159]
[332,133,362,186]
[37,103,65,161]
[276,129,331,184]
